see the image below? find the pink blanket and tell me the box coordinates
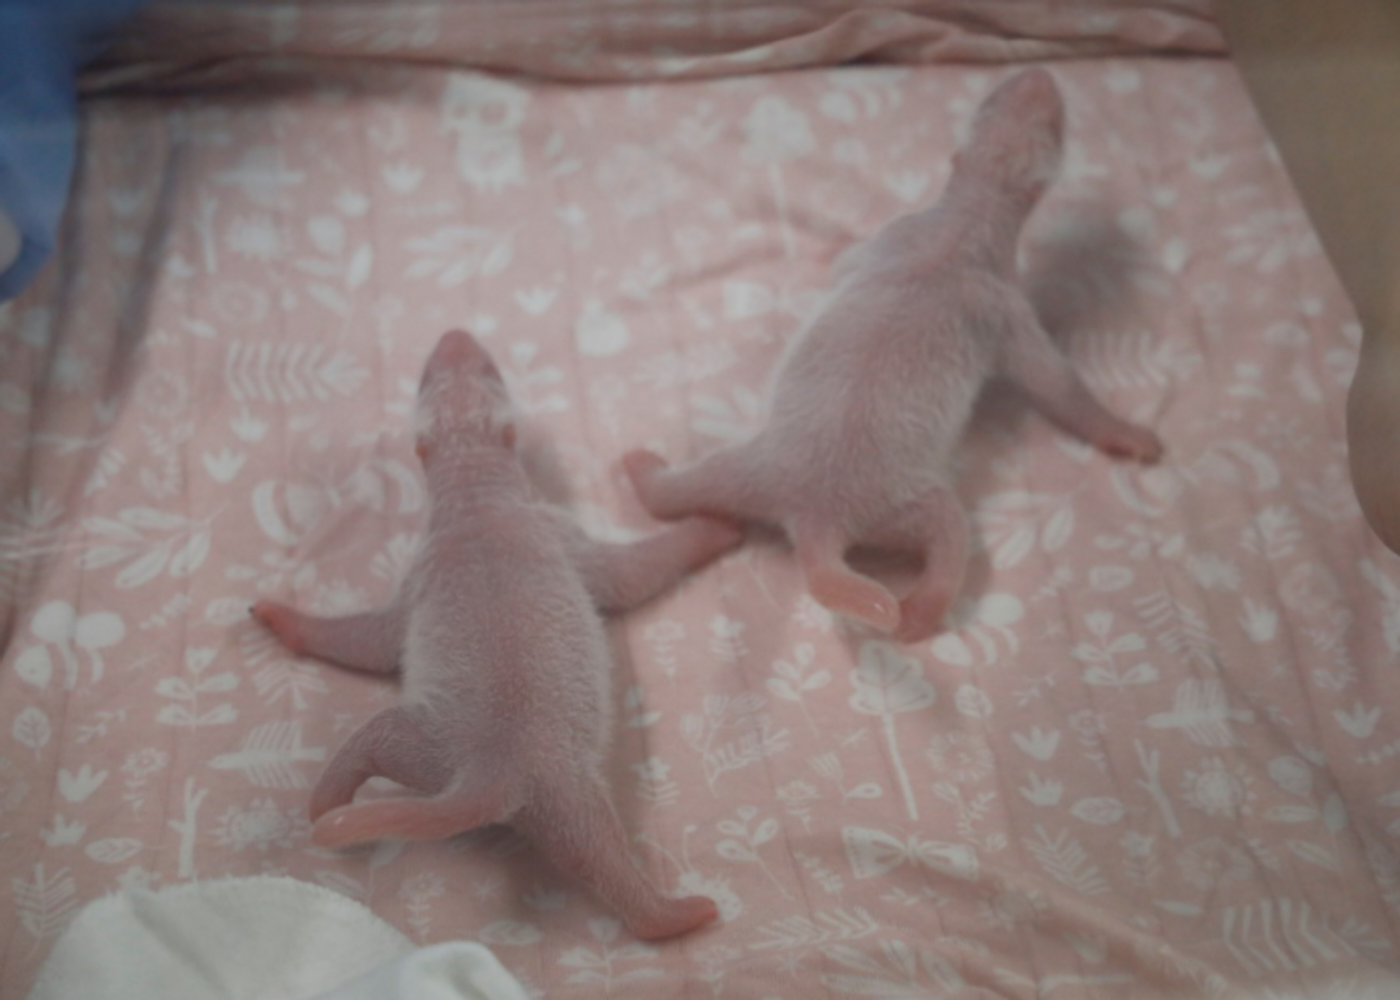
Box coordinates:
[4,3,1399,997]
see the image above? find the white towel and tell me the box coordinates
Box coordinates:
[27,875,529,1000]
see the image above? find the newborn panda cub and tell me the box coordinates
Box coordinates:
[624,68,1163,642]
[253,329,741,940]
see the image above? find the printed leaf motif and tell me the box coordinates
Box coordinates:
[85,838,143,865]
[975,492,1076,569]
[12,707,51,755]
[58,765,108,803]
[821,940,965,999]
[1013,728,1060,762]
[1079,329,1203,389]
[954,684,993,720]
[1220,898,1379,978]
[750,907,879,950]
[1070,798,1125,826]
[1265,805,1315,824]
[930,593,1023,667]
[680,693,789,794]
[1335,703,1381,740]
[225,341,368,403]
[13,864,76,947]
[1022,825,1109,896]
[403,227,514,287]
[1133,590,1218,669]
[1286,840,1340,872]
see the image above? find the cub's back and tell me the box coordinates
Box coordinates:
[401,508,614,758]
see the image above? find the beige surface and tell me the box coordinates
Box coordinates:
[1219,0,1400,555]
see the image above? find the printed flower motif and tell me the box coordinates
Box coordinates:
[121,748,170,781]
[1119,831,1156,859]
[226,214,286,261]
[0,756,32,813]
[741,96,816,163]
[213,798,305,852]
[676,870,743,923]
[399,872,447,901]
[1068,710,1108,740]
[135,370,189,419]
[792,594,834,631]
[926,732,995,785]
[1267,756,1313,797]
[212,281,270,324]
[1279,563,1341,616]
[1177,836,1254,890]
[643,620,684,645]
[1186,553,1240,591]
[52,348,92,391]
[699,945,743,967]
[777,780,819,810]
[631,757,672,785]
[595,144,685,220]
[312,579,367,615]
[116,866,160,893]
[1181,757,1257,819]
[980,885,1048,930]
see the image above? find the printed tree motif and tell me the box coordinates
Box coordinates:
[167,778,208,879]
[741,95,815,258]
[849,642,935,820]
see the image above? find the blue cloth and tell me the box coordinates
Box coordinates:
[0,0,149,300]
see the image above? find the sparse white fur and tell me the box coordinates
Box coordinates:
[253,330,740,941]
[624,68,1163,642]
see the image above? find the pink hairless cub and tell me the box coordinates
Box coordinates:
[623,68,1162,644]
[251,329,741,940]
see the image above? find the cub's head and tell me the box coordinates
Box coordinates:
[414,329,516,465]
[958,68,1065,202]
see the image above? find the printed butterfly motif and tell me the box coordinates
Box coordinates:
[841,826,979,882]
